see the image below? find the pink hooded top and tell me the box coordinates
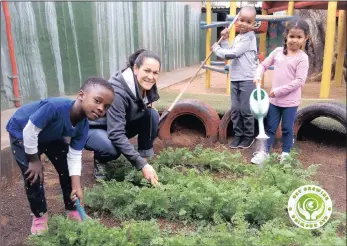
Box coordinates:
[254,47,309,107]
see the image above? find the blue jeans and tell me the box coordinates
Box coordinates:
[9,136,75,217]
[85,108,159,162]
[266,104,298,153]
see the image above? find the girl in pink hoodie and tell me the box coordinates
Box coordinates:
[251,19,313,165]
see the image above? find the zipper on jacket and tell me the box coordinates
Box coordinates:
[149,103,152,140]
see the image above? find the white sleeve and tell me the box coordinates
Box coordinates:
[67,146,82,176]
[23,120,42,154]
[220,39,229,49]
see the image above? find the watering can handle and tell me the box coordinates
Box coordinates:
[256,82,262,103]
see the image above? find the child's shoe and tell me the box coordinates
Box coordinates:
[279,152,290,164]
[66,210,83,222]
[251,151,269,165]
[238,137,255,149]
[229,136,242,149]
[66,210,91,221]
[31,213,48,235]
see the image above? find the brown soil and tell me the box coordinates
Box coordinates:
[162,70,347,101]
[296,141,346,212]
[98,215,122,228]
[1,151,96,246]
[156,217,197,234]
[166,129,206,147]
[1,130,346,246]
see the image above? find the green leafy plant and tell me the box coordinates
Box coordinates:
[84,148,319,226]
[30,214,346,246]
[30,147,345,245]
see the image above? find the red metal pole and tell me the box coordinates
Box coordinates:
[2,1,21,107]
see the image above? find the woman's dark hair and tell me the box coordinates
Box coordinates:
[283,18,315,57]
[127,49,161,69]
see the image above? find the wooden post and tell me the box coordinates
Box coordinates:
[320,1,337,98]
[226,1,236,94]
[334,10,346,87]
[287,1,295,16]
[205,1,212,88]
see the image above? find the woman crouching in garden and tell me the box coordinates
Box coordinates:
[85,49,161,186]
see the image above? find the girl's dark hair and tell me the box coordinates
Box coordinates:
[127,49,161,69]
[283,18,315,59]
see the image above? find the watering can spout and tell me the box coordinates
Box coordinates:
[256,116,269,139]
[249,83,270,139]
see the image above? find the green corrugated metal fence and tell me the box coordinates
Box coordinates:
[0,2,201,110]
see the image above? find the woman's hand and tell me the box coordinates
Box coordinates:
[253,79,261,85]
[269,91,275,98]
[142,164,159,186]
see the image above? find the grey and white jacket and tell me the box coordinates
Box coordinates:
[89,67,160,170]
[213,31,257,81]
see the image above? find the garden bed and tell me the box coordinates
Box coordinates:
[2,126,346,245]
[29,147,346,246]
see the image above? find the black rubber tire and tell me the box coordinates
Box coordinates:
[294,102,346,138]
[325,101,346,109]
[158,99,221,143]
[218,110,232,144]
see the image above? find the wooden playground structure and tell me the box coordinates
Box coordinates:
[202,1,347,98]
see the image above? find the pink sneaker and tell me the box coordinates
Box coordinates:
[31,213,48,235]
[66,210,82,222]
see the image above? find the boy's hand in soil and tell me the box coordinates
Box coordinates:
[142,164,159,186]
[25,159,44,185]
[71,176,84,205]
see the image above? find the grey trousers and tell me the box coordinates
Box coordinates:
[230,80,255,137]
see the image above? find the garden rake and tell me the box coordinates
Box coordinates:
[159,12,240,125]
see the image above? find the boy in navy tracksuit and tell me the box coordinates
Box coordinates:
[6,77,114,234]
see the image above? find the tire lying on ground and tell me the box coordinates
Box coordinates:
[218,109,232,144]
[219,110,266,143]
[158,99,220,143]
[325,101,346,109]
[294,102,347,139]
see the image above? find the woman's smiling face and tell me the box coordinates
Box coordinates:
[134,58,160,91]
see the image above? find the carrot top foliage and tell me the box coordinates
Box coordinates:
[30,146,346,246]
